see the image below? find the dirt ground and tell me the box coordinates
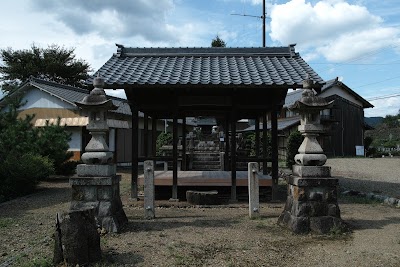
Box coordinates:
[0,158,399,266]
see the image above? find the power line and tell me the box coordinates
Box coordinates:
[366,93,400,101]
[353,75,400,89]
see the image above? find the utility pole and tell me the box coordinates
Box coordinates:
[231,0,266,47]
[262,0,266,47]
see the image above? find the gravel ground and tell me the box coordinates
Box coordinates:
[327,157,400,198]
[0,158,399,266]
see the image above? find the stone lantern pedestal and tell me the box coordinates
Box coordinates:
[70,76,127,233]
[278,79,345,234]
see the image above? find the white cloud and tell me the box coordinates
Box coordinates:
[365,96,400,117]
[269,0,400,62]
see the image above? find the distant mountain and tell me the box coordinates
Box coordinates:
[365,117,383,127]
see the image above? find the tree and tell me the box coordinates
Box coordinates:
[0,98,72,201]
[382,112,400,128]
[211,35,226,47]
[286,131,303,168]
[0,44,91,92]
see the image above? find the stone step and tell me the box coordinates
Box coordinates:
[192,161,221,166]
[191,166,221,170]
[192,152,221,157]
[192,157,220,161]
[192,166,221,170]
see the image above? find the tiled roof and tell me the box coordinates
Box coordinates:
[322,78,373,108]
[283,77,373,109]
[88,44,324,88]
[27,78,131,115]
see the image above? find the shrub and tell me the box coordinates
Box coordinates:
[36,119,73,174]
[156,132,173,156]
[57,160,80,176]
[0,153,54,200]
[242,132,271,158]
[286,131,303,168]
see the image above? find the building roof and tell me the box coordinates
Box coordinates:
[239,116,301,132]
[283,77,373,109]
[0,78,132,116]
[88,44,324,89]
[321,77,373,108]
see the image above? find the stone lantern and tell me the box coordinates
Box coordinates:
[278,78,345,234]
[70,75,127,233]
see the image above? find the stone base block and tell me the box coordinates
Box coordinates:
[287,177,338,187]
[278,211,346,234]
[186,190,221,205]
[292,165,331,178]
[278,178,345,234]
[70,175,127,233]
[70,175,120,186]
[77,164,116,177]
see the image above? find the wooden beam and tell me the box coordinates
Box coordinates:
[152,116,157,167]
[271,106,279,199]
[172,116,178,199]
[230,111,237,201]
[263,114,268,175]
[131,105,139,199]
[224,114,230,171]
[255,116,260,160]
[182,117,187,171]
[144,113,148,157]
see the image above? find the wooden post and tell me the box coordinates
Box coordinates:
[255,116,260,160]
[271,106,279,200]
[131,105,139,199]
[152,116,157,167]
[262,114,268,175]
[172,116,178,200]
[182,117,187,171]
[248,162,259,219]
[230,112,237,201]
[144,160,155,219]
[225,114,230,171]
[144,113,148,157]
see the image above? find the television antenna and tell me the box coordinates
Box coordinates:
[231,0,268,47]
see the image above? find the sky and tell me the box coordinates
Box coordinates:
[1,0,399,117]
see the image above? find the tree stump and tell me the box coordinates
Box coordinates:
[53,208,102,266]
[186,190,221,205]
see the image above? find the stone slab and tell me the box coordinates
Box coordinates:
[287,177,339,187]
[292,165,331,177]
[70,175,121,186]
[77,164,116,177]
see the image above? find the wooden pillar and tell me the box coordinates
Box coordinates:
[182,117,187,171]
[263,113,268,175]
[172,116,178,200]
[143,113,149,157]
[225,114,230,170]
[152,116,157,166]
[255,116,260,160]
[271,106,279,199]
[230,112,237,201]
[131,105,139,199]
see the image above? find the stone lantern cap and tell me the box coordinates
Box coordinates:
[289,78,334,112]
[75,76,117,110]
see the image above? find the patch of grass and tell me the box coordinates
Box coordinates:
[0,217,14,228]
[16,256,52,267]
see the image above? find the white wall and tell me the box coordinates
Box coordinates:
[319,86,363,107]
[68,128,82,151]
[19,88,73,110]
